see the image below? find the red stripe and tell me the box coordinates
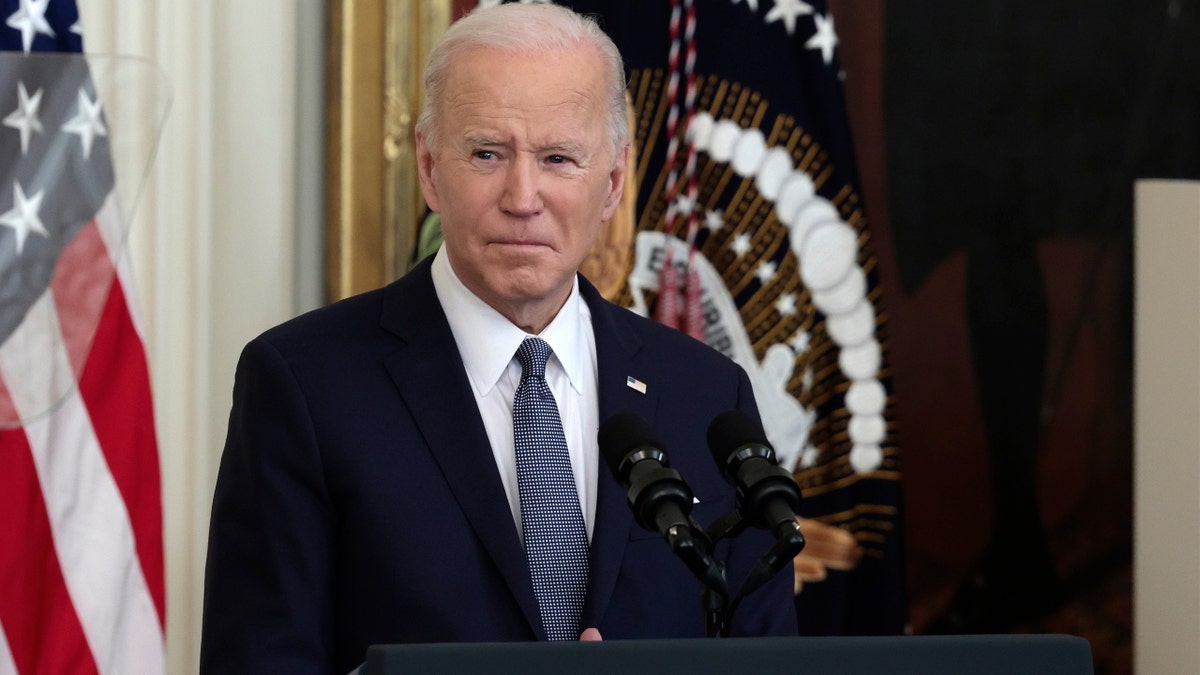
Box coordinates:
[0,381,16,427]
[48,221,111,382]
[0,409,101,675]
[49,219,166,628]
[81,274,166,627]
[0,219,108,427]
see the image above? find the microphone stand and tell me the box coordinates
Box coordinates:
[702,510,806,637]
[662,517,730,637]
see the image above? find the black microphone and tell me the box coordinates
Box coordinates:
[706,410,804,540]
[599,412,730,635]
[598,412,698,548]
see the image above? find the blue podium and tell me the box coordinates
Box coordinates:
[366,634,1093,674]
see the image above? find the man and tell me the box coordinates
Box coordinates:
[200,4,796,673]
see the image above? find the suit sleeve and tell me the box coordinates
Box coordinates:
[200,337,337,674]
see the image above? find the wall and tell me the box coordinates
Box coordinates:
[1135,179,1200,674]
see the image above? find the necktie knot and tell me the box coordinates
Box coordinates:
[516,337,551,382]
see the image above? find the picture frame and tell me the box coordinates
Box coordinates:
[324,0,454,302]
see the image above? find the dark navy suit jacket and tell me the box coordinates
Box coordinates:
[200,258,797,674]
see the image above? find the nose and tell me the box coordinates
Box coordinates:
[500,154,543,217]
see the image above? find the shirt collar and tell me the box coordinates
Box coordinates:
[431,245,586,397]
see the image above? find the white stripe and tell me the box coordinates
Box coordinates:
[94,190,148,339]
[0,292,79,428]
[0,293,164,675]
[0,621,17,675]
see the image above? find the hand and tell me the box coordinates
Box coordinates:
[579,627,603,641]
[793,518,863,594]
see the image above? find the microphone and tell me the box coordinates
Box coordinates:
[598,412,697,547]
[599,412,730,635]
[598,413,728,597]
[706,411,805,634]
[706,410,804,540]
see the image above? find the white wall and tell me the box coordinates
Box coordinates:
[78,1,320,672]
[1135,179,1200,674]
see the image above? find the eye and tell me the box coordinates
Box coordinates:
[546,154,567,164]
[473,150,496,161]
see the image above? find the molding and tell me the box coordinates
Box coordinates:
[325,0,450,301]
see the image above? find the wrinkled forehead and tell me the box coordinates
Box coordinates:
[439,43,607,104]
[438,46,610,139]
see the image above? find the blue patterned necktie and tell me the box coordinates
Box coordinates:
[513,336,589,641]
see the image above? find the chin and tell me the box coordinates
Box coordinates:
[489,271,566,302]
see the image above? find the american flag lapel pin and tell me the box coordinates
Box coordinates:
[626,376,647,394]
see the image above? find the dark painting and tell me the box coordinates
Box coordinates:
[876,1,1200,673]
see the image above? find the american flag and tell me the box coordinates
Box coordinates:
[0,1,165,673]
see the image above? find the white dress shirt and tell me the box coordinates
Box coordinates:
[431,247,600,541]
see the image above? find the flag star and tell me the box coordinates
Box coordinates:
[3,81,44,155]
[789,329,811,353]
[5,0,56,54]
[671,193,696,218]
[70,20,83,35]
[806,13,839,65]
[672,192,700,223]
[764,0,814,36]
[62,89,108,160]
[731,232,753,257]
[703,209,725,232]
[0,182,49,254]
[755,260,778,283]
[775,292,798,316]
[732,0,760,12]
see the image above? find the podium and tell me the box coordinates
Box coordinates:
[366,634,1093,674]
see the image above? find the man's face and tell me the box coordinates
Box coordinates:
[417,45,628,332]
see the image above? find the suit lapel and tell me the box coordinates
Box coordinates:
[378,261,543,638]
[579,277,659,630]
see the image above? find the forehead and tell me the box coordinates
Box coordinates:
[438,45,609,144]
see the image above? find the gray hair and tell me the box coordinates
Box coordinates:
[414,2,629,158]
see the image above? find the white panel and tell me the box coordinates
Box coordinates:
[151,4,217,673]
[209,0,300,407]
[1135,179,1200,675]
[294,2,327,315]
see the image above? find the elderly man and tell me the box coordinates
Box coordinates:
[200,4,796,673]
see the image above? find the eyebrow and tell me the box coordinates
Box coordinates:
[462,135,586,156]
[463,134,507,148]
[543,142,586,155]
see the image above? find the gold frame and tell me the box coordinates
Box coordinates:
[325,0,452,302]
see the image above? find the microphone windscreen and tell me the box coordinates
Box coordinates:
[598,412,664,475]
[706,410,772,467]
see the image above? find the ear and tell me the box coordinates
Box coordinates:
[416,131,441,213]
[600,142,630,222]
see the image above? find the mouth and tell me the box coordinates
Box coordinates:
[492,239,553,252]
